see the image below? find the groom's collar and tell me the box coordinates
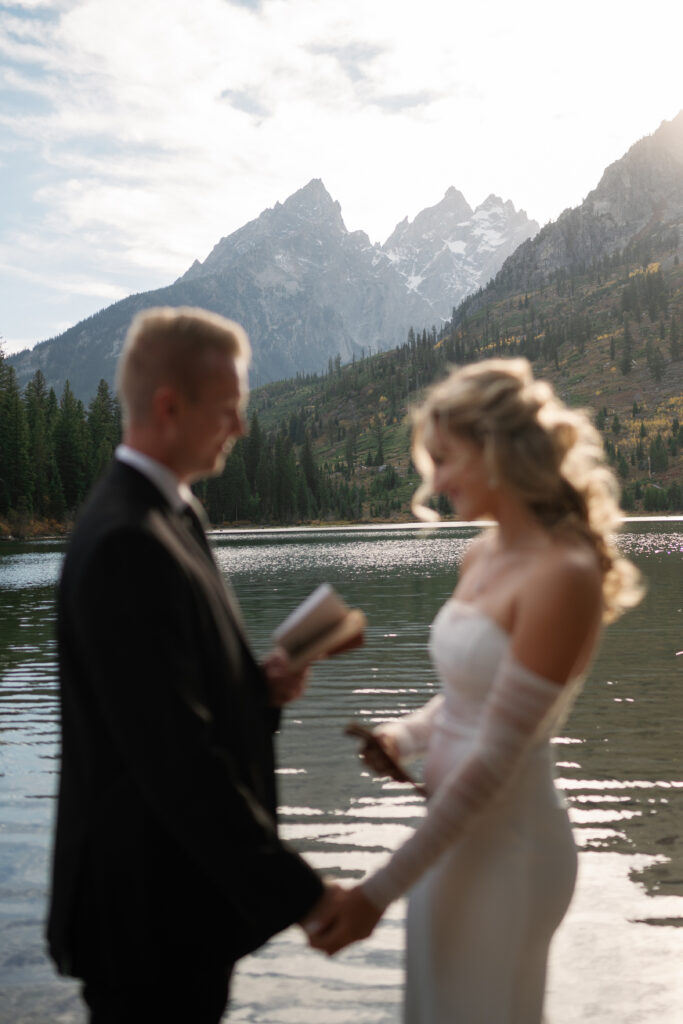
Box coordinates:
[115,445,197,514]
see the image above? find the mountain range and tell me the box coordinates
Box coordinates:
[8,181,538,400]
[9,112,683,404]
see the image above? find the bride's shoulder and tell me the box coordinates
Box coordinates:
[462,529,496,571]
[513,541,603,681]
[529,540,602,606]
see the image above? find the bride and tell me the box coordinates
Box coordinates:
[307,358,642,1023]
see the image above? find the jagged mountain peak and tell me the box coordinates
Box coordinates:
[178,178,347,283]
[382,186,539,315]
[384,187,473,250]
[476,194,511,213]
[275,177,346,230]
[590,111,683,205]
[11,177,539,398]
[635,111,683,162]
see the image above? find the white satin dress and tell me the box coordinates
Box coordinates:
[389,600,579,1024]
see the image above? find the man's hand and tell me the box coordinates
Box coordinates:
[261,646,310,706]
[299,881,345,936]
[304,885,382,955]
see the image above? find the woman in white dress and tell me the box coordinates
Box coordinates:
[308,358,642,1023]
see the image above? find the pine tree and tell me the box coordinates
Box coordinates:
[620,316,633,375]
[54,381,90,511]
[649,433,668,473]
[670,315,680,360]
[300,432,320,506]
[0,362,33,516]
[244,411,263,491]
[88,379,120,480]
[24,370,53,516]
[207,440,253,523]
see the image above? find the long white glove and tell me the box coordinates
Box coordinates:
[375,694,444,761]
[362,655,570,911]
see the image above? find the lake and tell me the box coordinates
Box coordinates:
[0,520,681,1023]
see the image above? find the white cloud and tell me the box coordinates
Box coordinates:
[0,0,681,348]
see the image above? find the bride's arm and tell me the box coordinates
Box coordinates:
[361,554,602,911]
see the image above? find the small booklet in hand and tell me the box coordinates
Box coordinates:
[272,583,366,672]
[345,721,427,796]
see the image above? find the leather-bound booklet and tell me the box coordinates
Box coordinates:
[273,583,366,672]
[344,721,427,796]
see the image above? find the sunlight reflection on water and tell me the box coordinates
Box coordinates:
[0,521,681,1023]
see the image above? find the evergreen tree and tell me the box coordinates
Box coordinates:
[254,439,274,520]
[373,417,385,466]
[24,370,52,516]
[300,432,320,506]
[670,315,681,360]
[207,440,253,523]
[0,362,33,516]
[54,381,90,511]
[646,340,665,383]
[667,481,682,511]
[649,433,668,473]
[244,411,263,491]
[620,316,633,375]
[46,456,67,520]
[88,379,120,480]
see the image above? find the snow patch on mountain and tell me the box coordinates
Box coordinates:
[381,190,539,317]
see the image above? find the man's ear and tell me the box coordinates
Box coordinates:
[152,385,182,437]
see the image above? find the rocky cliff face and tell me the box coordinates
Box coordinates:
[10,177,537,397]
[173,178,538,382]
[498,112,683,293]
[382,188,539,316]
[175,178,434,382]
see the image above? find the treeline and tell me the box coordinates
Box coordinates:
[2,241,682,531]
[0,348,409,529]
[196,411,403,524]
[599,405,682,511]
[0,352,120,529]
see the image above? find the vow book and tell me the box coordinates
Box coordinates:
[272,583,366,672]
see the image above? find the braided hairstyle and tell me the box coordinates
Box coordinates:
[411,358,642,621]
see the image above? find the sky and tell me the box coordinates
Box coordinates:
[0,0,681,356]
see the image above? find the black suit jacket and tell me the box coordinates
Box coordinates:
[47,461,323,982]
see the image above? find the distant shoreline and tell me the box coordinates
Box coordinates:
[2,513,682,543]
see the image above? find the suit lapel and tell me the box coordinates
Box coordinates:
[114,460,251,648]
[172,506,251,645]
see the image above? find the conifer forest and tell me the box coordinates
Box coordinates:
[1,246,682,536]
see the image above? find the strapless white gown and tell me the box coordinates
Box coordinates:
[402,600,579,1024]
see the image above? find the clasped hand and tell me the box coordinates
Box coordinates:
[301,883,382,955]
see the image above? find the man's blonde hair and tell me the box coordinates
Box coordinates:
[116,307,251,425]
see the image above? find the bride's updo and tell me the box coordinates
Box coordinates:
[411,358,641,621]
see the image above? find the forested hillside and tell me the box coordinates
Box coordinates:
[197,239,682,524]
[1,241,682,536]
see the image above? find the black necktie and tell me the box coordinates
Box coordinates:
[179,503,246,633]
[180,503,213,557]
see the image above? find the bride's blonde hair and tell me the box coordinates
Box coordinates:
[411,358,642,621]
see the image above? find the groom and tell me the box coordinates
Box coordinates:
[47,307,336,1023]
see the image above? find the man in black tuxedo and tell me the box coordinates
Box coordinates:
[47,307,335,1023]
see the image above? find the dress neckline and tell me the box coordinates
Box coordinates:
[447,597,511,643]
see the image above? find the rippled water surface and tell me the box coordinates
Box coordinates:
[0,522,681,1023]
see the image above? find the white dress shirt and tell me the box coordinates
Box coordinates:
[114,445,203,516]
